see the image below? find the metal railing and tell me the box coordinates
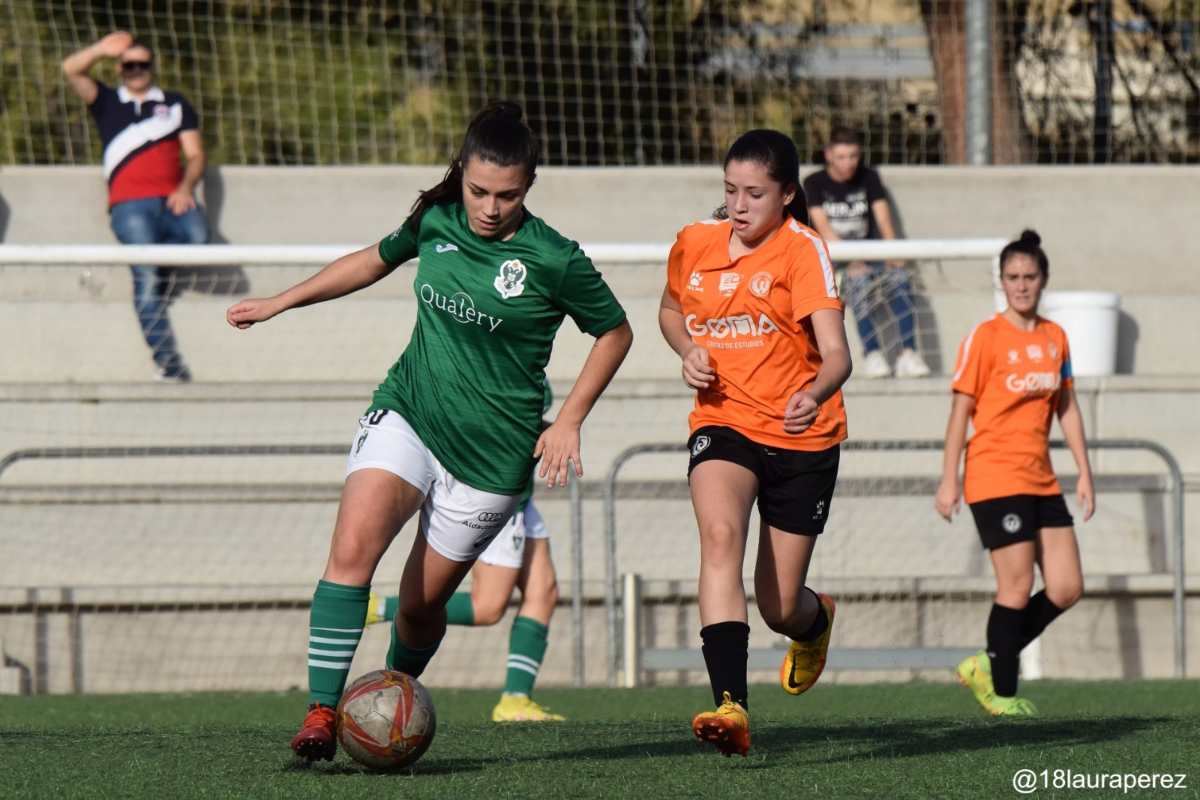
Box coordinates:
[603,438,1188,686]
[0,444,591,690]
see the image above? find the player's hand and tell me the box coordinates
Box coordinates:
[533,420,582,488]
[96,31,133,58]
[783,390,819,433]
[166,189,196,216]
[681,344,715,390]
[226,297,283,329]
[934,476,961,522]
[1076,472,1095,522]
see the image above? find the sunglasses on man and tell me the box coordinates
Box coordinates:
[120,61,153,74]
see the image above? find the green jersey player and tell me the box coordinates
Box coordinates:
[226,102,632,762]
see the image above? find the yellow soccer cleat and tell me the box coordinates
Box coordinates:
[780,592,837,695]
[491,693,566,722]
[692,691,751,757]
[363,591,388,626]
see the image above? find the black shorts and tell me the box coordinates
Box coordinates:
[968,494,1074,550]
[686,425,839,535]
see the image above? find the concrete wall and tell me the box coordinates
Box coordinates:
[2,164,1198,293]
[2,165,1198,691]
[2,164,1199,382]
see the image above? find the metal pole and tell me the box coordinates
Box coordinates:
[604,458,621,687]
[622,574,643,688]
[965,0,992,165]
[64,587,83,694]
[569,473,585,687]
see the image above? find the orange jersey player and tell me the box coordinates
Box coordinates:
[659,129,852,756]
[936,230,1095,717]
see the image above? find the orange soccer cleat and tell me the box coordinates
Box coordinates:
[290,703,338,762]
[691,691,751,757]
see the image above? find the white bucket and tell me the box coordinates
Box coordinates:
[1039,291,1121,377]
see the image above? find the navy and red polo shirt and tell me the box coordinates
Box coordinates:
[88,82,198,207]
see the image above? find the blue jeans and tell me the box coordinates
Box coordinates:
[110,197,209,373]
[842,262,917,354]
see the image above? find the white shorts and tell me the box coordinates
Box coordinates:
[478,500,550,569]
[346,409,520,562]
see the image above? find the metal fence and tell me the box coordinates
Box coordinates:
[602,438,1188,687]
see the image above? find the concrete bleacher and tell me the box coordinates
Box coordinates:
[0,165,1197,691]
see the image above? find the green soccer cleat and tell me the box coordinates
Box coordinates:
[955,649,994,707]
[984,694,1038,717]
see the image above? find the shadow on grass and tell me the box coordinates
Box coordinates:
[756,716,1173,763]
[514,715,1176,765]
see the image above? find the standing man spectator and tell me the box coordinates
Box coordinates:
[803,127,930,379]
[63,31,207,382]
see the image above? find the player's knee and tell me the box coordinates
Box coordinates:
[472,598,506,627]
[995,575,1035,607]
[1047,578,1083,610]
[698,522,743,563]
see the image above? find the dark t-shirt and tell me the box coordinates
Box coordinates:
[802,165,888,241]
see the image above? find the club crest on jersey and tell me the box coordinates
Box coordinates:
[719,272,741,296]
[749,271,773,297]
[1048,342,1058,359]
[494,259,527,299]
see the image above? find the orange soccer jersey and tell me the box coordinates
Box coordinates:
[951,314,1074,503]
[666,216,846,451]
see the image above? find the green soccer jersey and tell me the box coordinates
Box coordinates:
[371,202,626,495]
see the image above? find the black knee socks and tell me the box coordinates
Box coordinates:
[986,603,1025,697]
[797,588,829,641]
[1018,590,1066,650]
[701,621,750,709]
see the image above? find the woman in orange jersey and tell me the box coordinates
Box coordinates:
[936,229,1094,717]
[658,130,852,756]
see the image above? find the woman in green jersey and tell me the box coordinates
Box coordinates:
[226,102,632,762]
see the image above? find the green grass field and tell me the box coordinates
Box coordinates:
[3,681,1198,799]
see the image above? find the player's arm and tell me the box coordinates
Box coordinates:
[226,244,397,329]
[166,130,206,215]
[783,307,851,433]
[1057,385,1095,521]
[535,319,633,487]
[62,31,131,105]
[935,392,974,521]
[658,285,714,389]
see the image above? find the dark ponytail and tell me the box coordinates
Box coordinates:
[714,129,809,226]
[409,101,540,226]
[999,229,1049,278]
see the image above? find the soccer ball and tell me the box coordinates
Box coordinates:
[336,669,436,770]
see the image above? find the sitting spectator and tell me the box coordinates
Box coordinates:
[803,127,930,379]
[63,31,207,382]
